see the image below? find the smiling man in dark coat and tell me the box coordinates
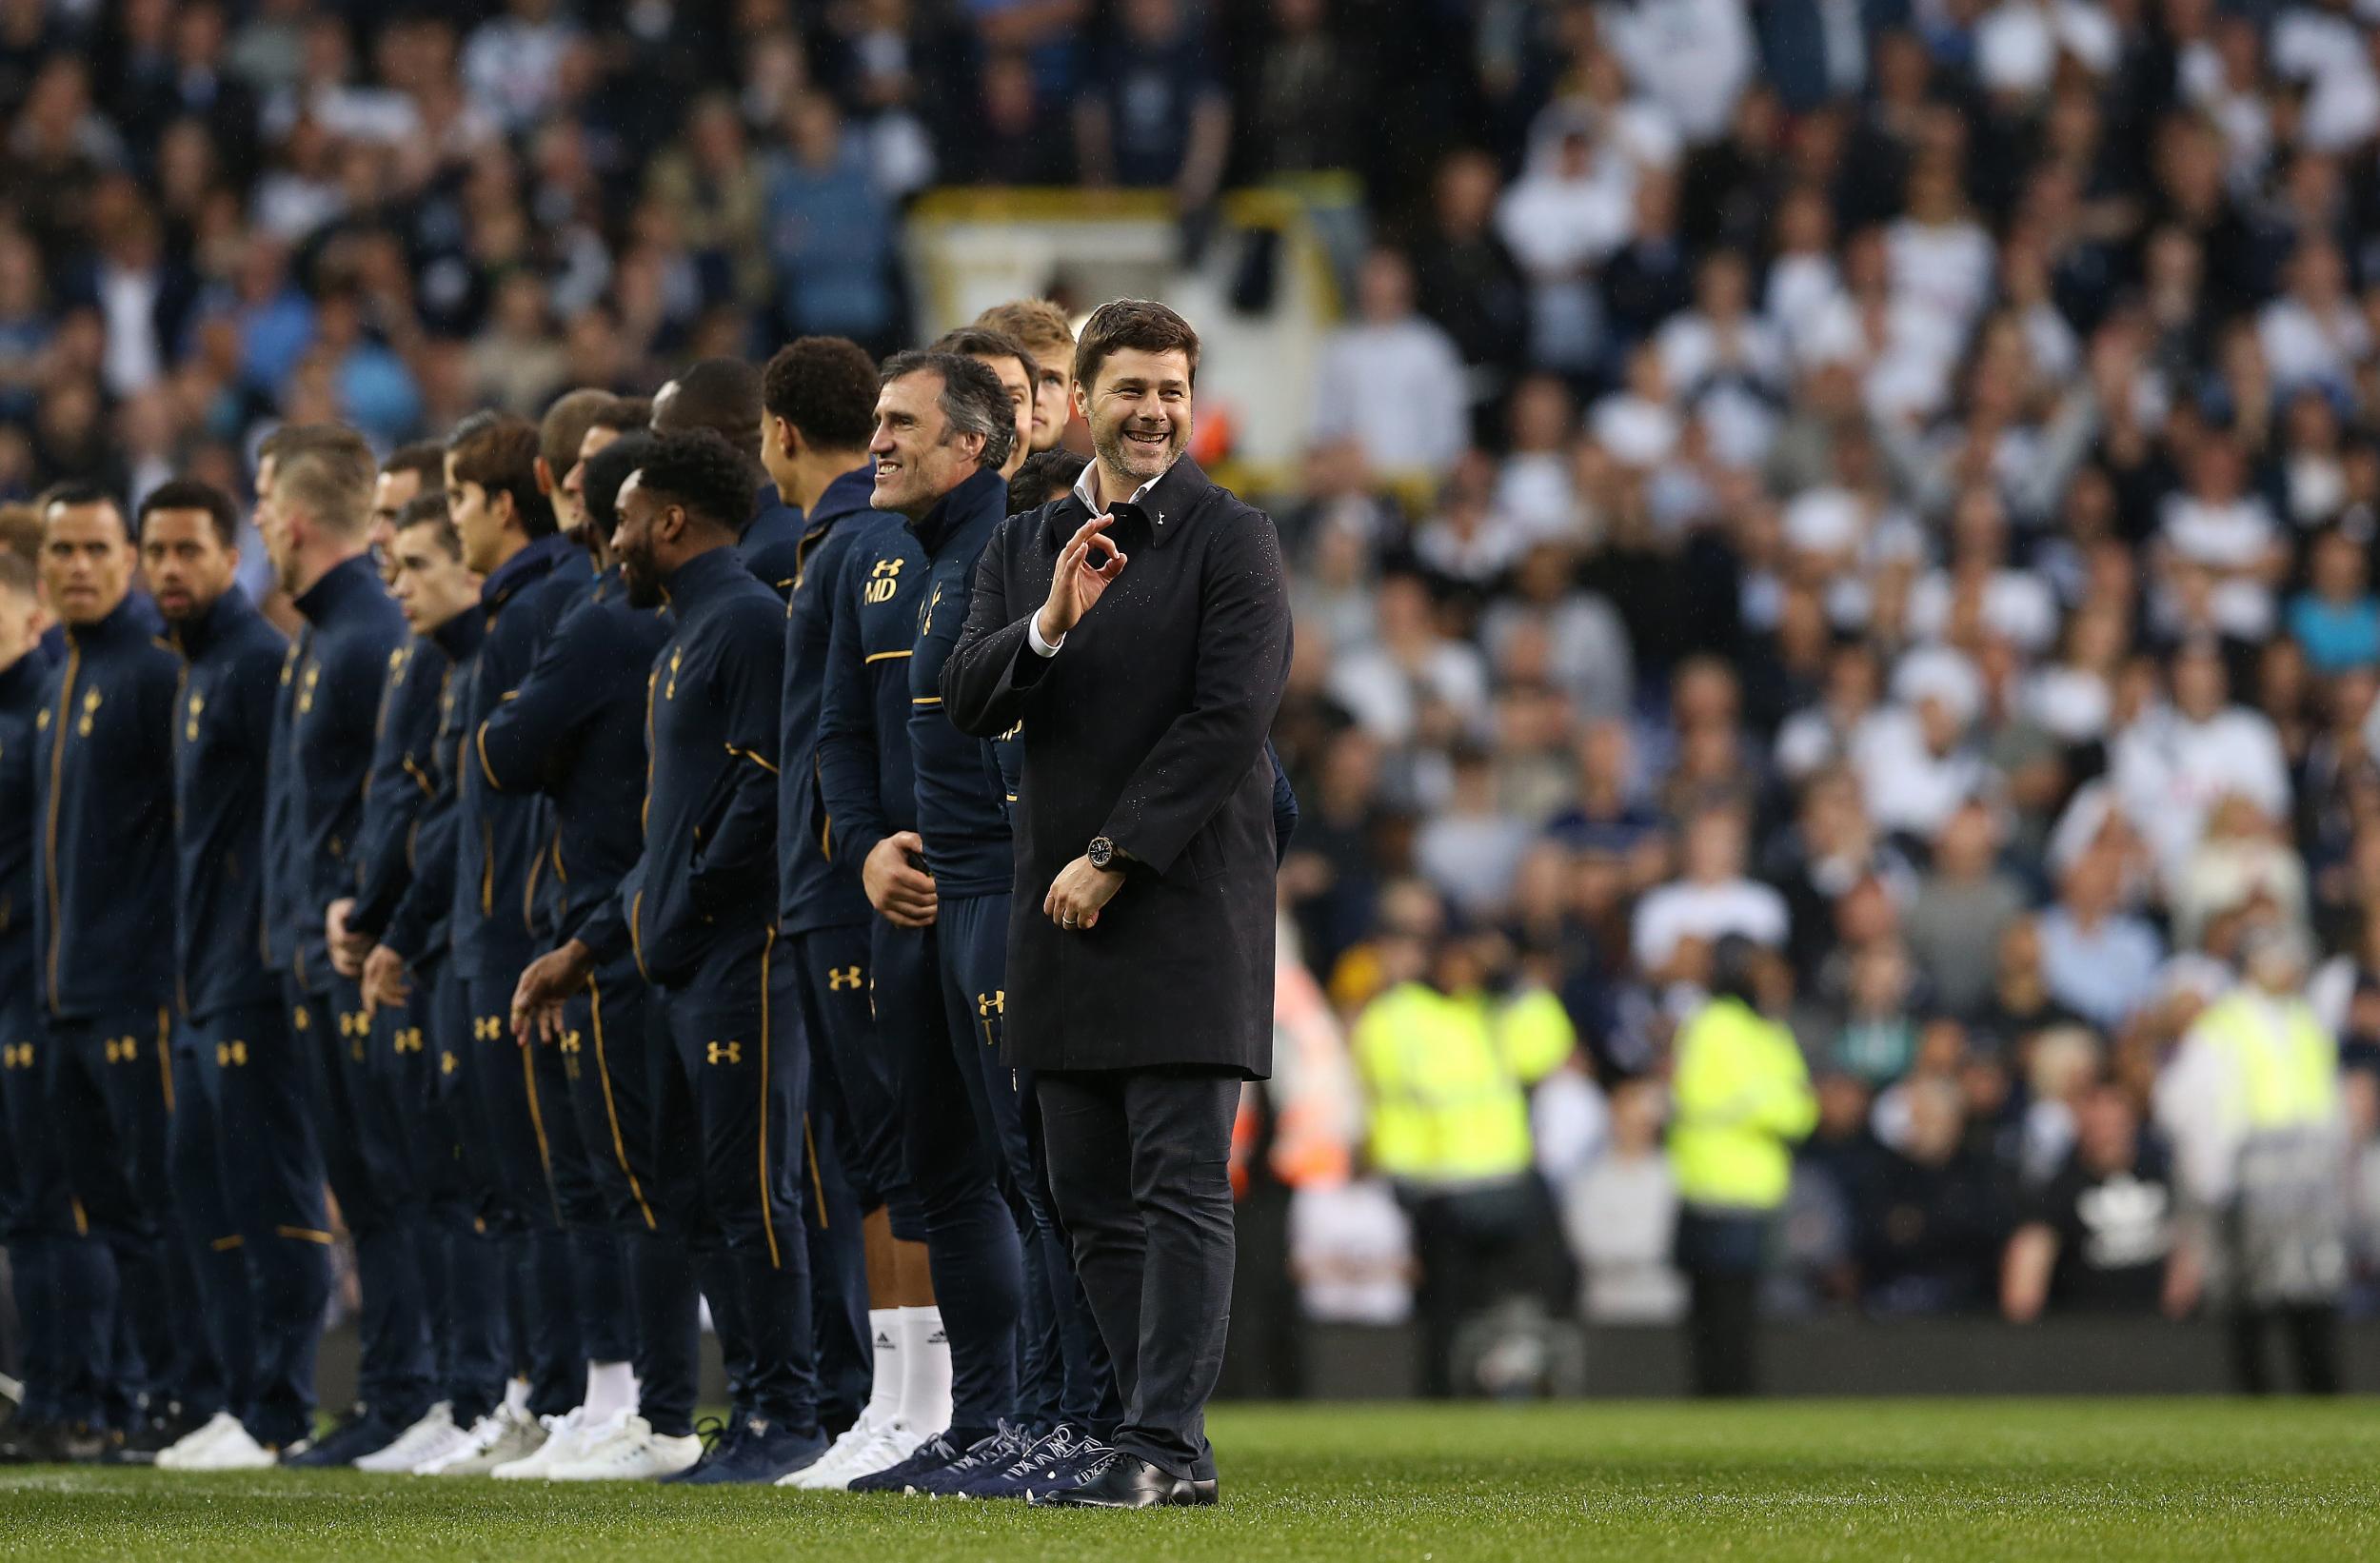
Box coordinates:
[942,299,1291,1508]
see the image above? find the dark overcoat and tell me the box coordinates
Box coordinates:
[941,456,1290,1077]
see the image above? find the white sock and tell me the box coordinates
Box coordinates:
[899,1306,953,1434]
[583,1359,638,1423]
[502,1377,530,1417]
[862,1310,902,1431]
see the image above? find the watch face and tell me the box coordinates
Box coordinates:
[1089,838,1113,868]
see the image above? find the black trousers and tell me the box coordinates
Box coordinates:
[1037,1067,1239,1482]
[1677,1208,1769,1398]
[2229,1303,2342,1395]
[1399,1178,1545,1399]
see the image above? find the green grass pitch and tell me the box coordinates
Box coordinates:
[2,1399,2374,1561]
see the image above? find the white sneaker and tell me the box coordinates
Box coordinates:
[779,1413,887,1490]
[353,1403,458,1474]
[399,1412,479,1476]
[545,1415,703,1481]
[491,1408,595,1480]
[174,1419,279,1472]
[803,1419,921,1492]
[156,1410,244,1471]
[417,1405,545,1476]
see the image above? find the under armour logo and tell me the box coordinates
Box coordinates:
[863,557,905,603]
[106,1035,139,1064]
[1,1042,31,1069]
[216,1039,249,1067]
[442,1051,459,1077]
[339,1011,368,1039]
[474,1017,503,1041]
[707,1040,742,1066]
[977,991,1004,1019]
[559,1030,583,1055]
[393,1027,426,1055]
[827,965,863,992]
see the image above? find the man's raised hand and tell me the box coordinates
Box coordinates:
[1036,513,1127,644]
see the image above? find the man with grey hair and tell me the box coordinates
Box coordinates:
[2156,922,2348,1394]
[821,349,1058,1495]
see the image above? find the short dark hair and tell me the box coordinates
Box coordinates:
[761,337,878,452]
[138,479,241,549]
[587,395,652,436]
[1009,448,1087,512]
[652,357,764,463]
[447,415,557,539]
[630,429,755,536]
[382,440,446,493]
[582,431,658,542]
[539,387,618,476]
[393,494,460,560]
[39,481,130,542]
[932,325,1041,410]
[878,349,1016,473]
[1074,298,1200,397]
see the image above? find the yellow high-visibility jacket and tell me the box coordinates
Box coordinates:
[1668,996,1816,1211]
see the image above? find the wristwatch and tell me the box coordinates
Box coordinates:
[1087,836,1117,871]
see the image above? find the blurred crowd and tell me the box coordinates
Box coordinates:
[16,0,2380,1365]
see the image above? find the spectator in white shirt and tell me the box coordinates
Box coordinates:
[462,0,578,136]
[2156,432,2288,641]
[1633,801,1792,982]
[1560,1079,1688,1323]
[1495,374,1580,542]
[1886,163,1996,343]
[2108,638,2293,889]
[1497,117,1630,372]
[1908,487,2061,654]
[2258,236,2371,398]
[1601,0,1755,145]
[1327,572,1493,747]
[1312,247,1472,482]
[1413,451,1527,587]
[1855,646,1993,841]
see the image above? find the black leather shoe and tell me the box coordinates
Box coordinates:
[1034,1453,1218,1508]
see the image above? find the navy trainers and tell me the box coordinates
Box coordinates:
[669,1417,826,1486]
[846,1428,977,1494]
[951,1423,1109,1502]
[283,1408,402,1469]
[910,1422,1034,1497]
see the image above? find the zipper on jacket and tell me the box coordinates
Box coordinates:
[43,643,78,1016]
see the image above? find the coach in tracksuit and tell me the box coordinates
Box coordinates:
[257,429,421,1464]
[479,432,703,1469]
[32,483,210,1454]
[337,495,513,1473]
[0,554,61,1460]
[820,354,1029,1493]
[443,416,590,1434]
[146,481,333,1467]
[763,337,925,1467]
[519,429,822,1485]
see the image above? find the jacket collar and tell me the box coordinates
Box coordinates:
[0,644,49,706]
[294,551,385,627]
[1048,454,1209,550]
[662,543,751,618]
[481,530,574,616]
[169,584,261,661]
[65,590,165,649]
[806,465,879,537]
[907,466,1008,560]
[428,603,486,663]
